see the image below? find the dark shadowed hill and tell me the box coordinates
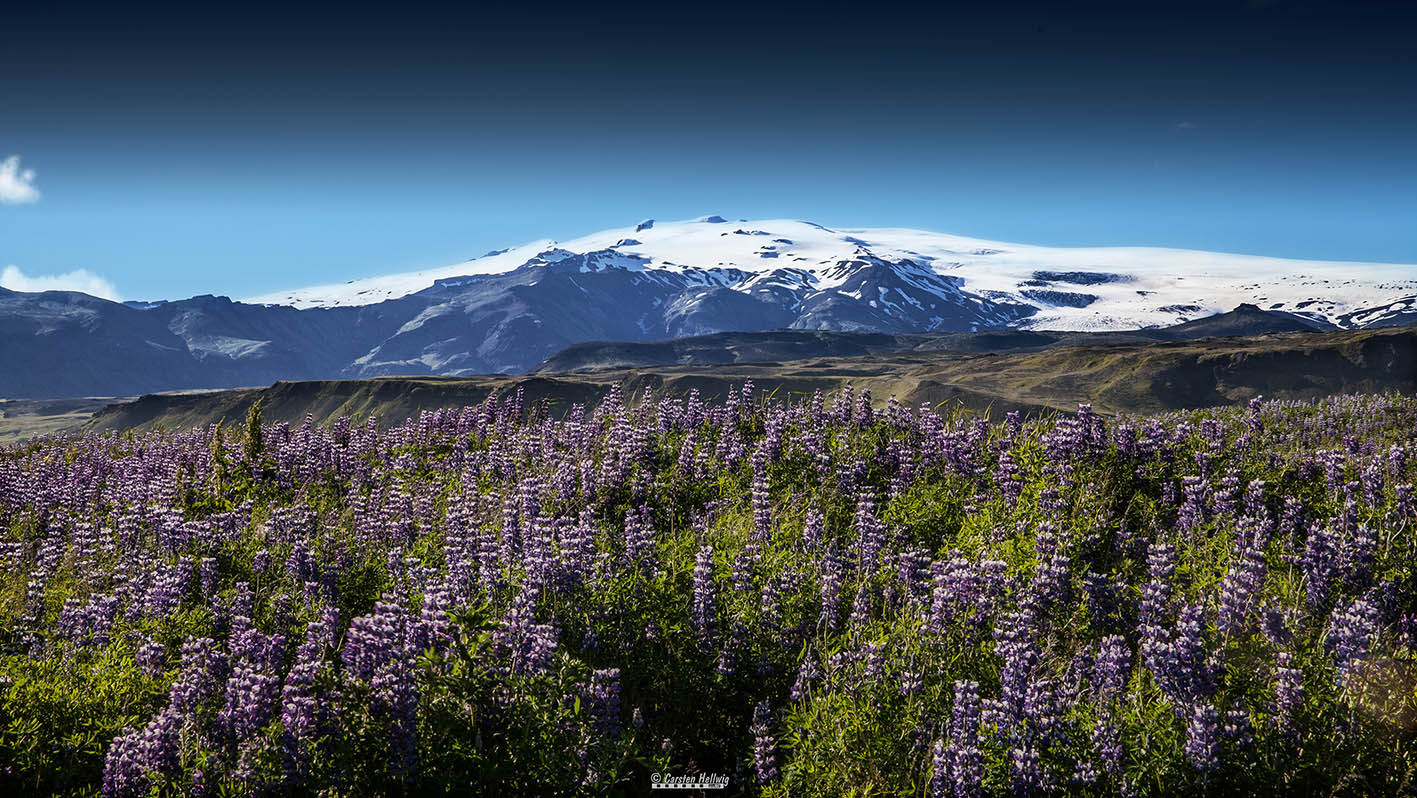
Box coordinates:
[1162,302,1333,337]
[530,330,1102,373]
[531,304,1344,373]
[75,325,1417,435]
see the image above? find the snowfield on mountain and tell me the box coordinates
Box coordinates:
[245,216,1417,331]
[4,217,1415,398]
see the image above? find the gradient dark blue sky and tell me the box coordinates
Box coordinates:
[2,0,1414,301]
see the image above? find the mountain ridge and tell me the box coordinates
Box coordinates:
[3,217,1414,398]
[243,217,1417,333]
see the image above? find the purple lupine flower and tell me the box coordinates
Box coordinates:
[692,545,718,643]
[1386,443,1409,478]
[1246,393,1264,417]
[1212,469,1242,518]
[1031,523,1070,609]
[102,726,148,797]
[1217,542,1267,635]
[621,504,657,567]
[732,542,761,595]
[1092,715,1123,775]
[103,708,182,797]
[948,680,984,798]
[847,583,874,628]
[555,508,598,593]
[1009,743,1048,795]
[512,615,559,673]
[1327,596,1380,688]
[1399,613,1417,649]
[791,653,821,700]
[1358,459,1386,508]
[1037,486,1066,518]
[899,668,923,696]
[895,547,931,609]
[819,546,847,633]
[145,559,194,621]
[1223,707,1253,750]
[343,599,406,680]
[928,557,963,634]
[750,450,772,540]
[373,665,420,779]
[931,738,949,798]
[137,638,167,677]
[1270,652,1303,745]
[676,427,700,478]
[1145,601,1211,707]
[1177,476,1209,534]
[105,637,228,796]
[861,641,885,683]
[995,451,1025,505]
[218,664,282,743]
[1183,702,1220,771]
[1341,524,1377,590]
[993,608,1041,736]
[168,637,230,716]
[57,597,87,644]
[1042,403,1105,464]
[801,507,824,551]
[750,700,779,784]
[495,588,559,677]
[1315,448,1347,494]
[1243,479,1268,520]
[411,582,455,656]
[1093,635,1131,699]
[1174,602,1214,699]
[1070,750,1101,788]
[342,596,421,778]
[586,668,622,740]
[1260,604,1294,649]
[854,490,886,574]
[521,515,558,593]
[1022,677,1066,748]
[1139,542,1175,627]
[199,557,218,599]
[760,577,783,634]
[1393,483,1415,522]
[282,608,337,781]
[714,642,737,678]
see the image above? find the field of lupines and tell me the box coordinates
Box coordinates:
[1,385,1415,796]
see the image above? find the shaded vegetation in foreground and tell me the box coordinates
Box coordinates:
[1,388,1415,795]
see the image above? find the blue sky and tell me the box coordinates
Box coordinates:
[1,0,1414,302]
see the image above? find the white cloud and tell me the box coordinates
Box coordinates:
[1,265,122,301]
[0,155,40,204]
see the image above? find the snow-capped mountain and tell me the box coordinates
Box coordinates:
[2,216,1414,398]
[246,216,1417,331]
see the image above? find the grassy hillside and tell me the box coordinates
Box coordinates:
[75,325,1417,435]
[0,397,135,443]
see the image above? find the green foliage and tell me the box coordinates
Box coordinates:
[0,646,163,796]
[244,398,265,467]
[0,392,1415,794]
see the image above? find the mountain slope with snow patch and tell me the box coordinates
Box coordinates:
[244,216,1417,332]
[3,217,1413,398]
